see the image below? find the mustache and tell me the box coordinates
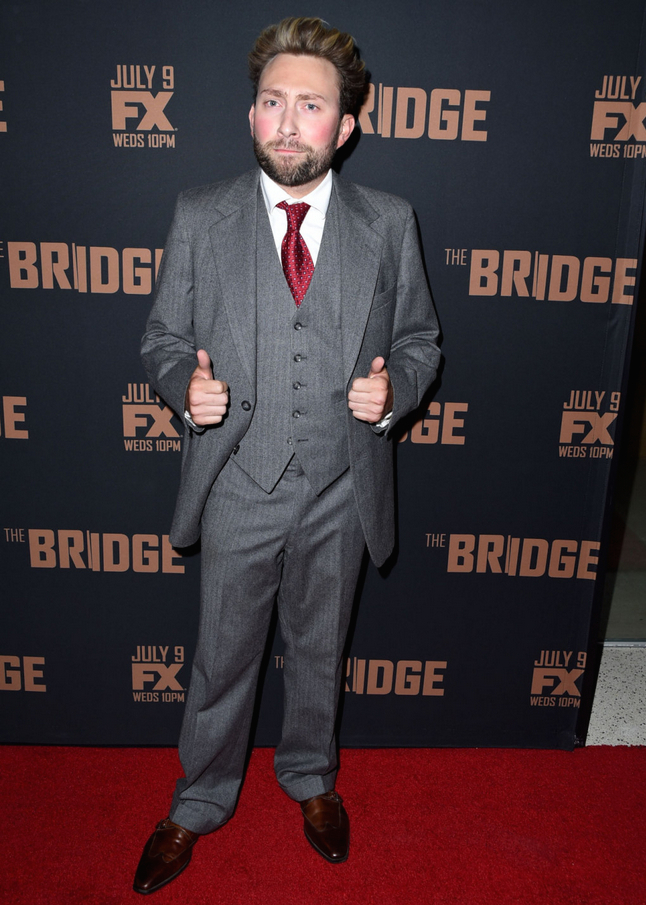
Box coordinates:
[265,140,312,153]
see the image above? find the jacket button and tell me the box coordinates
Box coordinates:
[232,444,240,455]
[241,400,251,411]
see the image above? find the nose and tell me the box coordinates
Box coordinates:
[277,106,298,139]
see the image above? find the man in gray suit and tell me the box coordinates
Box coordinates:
[134,16,440,894]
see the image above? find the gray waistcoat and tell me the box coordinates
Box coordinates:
[232,193,350,494]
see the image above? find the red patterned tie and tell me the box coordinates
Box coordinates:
[277,200,314,306]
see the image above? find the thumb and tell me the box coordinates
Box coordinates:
[195,348,213,378]
[368,356,386,378]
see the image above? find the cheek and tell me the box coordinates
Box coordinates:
[252,112,275,142]
[303,118,339,147]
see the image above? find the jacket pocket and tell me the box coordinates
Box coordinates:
[370,283,396,312]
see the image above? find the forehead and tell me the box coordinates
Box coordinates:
[258,53,341,104]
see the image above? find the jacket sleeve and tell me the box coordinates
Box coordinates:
[384,205,441,434]
[141,194,200,419]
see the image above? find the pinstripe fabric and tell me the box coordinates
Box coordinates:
[141,170,441,566]
[232,193,349,495]
[169,457,365,834]
[141,169,441,835]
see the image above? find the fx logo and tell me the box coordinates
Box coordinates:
[530,667,584,696]
[111,92,174,131]
[591,102,646,142]
[131,662,183,691]
[122,404,179,438]
[559,411,617,445]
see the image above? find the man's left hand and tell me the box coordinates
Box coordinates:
[348,356,393,423]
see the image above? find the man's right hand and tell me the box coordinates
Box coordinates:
[185,349,229,426]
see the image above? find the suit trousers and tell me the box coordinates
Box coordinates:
[169,454,366,834]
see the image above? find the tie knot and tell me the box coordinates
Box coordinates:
[277,200,310,232]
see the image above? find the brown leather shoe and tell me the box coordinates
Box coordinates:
[133,818,200,895]
[300,791,349,863]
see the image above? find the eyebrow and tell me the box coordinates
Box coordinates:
[260,88,329,103]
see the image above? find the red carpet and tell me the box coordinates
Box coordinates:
[2,745,645,904]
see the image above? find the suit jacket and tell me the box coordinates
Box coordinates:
[141,169,441,567]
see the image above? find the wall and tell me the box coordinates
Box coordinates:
[2,0,645,747]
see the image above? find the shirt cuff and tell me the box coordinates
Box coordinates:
[184,410,205,433]
[371,411,393,433]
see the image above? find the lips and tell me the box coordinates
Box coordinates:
[270,143,310,154]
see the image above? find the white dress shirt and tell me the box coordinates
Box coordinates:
[259,168,333,265]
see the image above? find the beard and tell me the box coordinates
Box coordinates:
[253,128,340,188]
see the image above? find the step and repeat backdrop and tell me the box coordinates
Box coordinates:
[2,0,646,748]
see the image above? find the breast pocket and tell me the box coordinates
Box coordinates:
[364,286,397,356]
[370,283,396,313]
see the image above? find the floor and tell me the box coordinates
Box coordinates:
[586,643,646,745]
[603,459,646,641]
[587,460,646,745]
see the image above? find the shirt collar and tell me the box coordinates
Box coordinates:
[260,168,333,218]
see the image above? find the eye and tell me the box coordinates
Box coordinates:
[304,103,319,111]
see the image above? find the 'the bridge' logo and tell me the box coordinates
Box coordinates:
[359,83,490,141]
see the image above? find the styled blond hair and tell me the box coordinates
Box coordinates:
[249,17,368,117]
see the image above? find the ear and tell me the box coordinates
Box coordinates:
[336,114,355,149]
[248,103,256,137]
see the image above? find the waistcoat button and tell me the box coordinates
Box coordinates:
[294,322,303,331]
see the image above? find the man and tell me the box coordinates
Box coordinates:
[134,16,440,894]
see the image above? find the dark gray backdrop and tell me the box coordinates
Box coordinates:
[2,0,645,748]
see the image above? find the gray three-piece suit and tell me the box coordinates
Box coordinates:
[141,167,440,834]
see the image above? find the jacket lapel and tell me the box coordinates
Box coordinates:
[333,175,384,381]
[206,169,385,387]
[207,171,259,386]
